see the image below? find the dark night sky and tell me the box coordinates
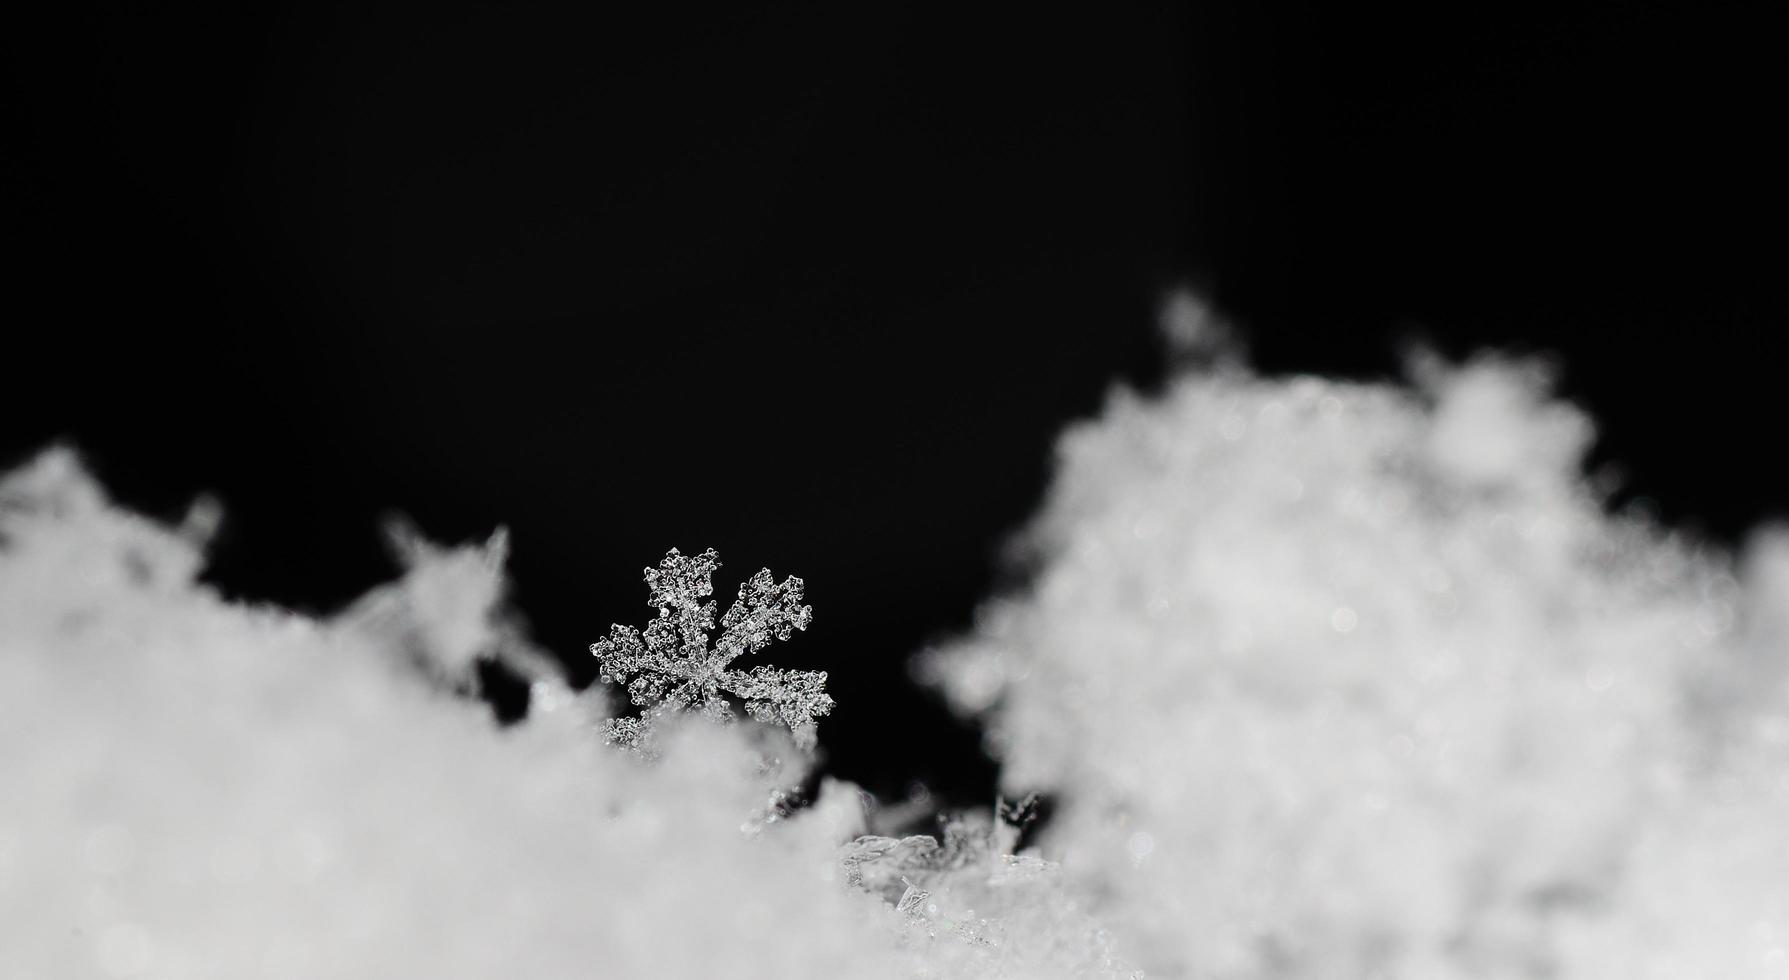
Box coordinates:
[5,1,1784,804]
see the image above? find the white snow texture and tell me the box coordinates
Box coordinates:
[6,308,1789,978]
[0,450,1128,980]
[923,330,1789,979]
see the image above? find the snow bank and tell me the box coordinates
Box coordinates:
[0,449,875,978]
[923,327,1789,978]
[0,449,1136,980]
[9,309,1788,979]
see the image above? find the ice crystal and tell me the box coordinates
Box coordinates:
[592,547,830,750]
[837,803,1135,976]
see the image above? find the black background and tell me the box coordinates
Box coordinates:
[5,1,1783,805]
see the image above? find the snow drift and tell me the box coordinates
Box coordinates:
[924,316,1789,979]
[6,304,1789,978]
[0,448,1130,980]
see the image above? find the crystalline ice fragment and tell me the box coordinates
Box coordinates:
[592,548,830,752]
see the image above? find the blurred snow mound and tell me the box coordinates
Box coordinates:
[923,325,1789,980]
[0,449,1134,980]
[12,308,1789,980]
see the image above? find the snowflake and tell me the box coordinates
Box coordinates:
[591,548,831,751]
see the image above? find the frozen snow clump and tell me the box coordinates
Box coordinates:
[0,447,1140,980]
[923,318,1789,980]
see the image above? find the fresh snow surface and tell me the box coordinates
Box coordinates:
[0,449,1131,980]
[6,317,1789,978]
[924,336,1789,979]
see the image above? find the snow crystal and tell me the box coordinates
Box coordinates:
[591,547,830,751]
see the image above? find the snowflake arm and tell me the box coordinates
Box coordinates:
[733,665,834,750]
[718,567,814,655]
[602,714,651,749]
